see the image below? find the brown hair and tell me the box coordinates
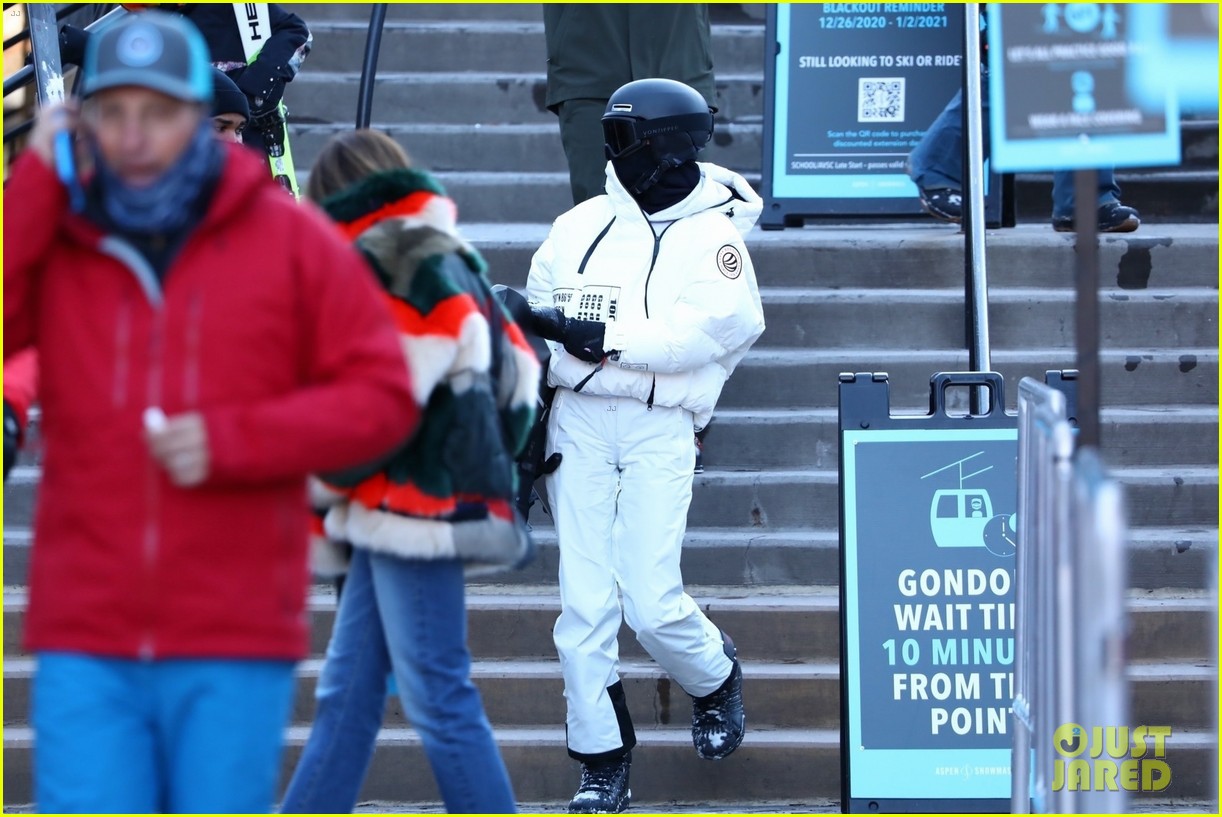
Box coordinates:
[305,129,412,204]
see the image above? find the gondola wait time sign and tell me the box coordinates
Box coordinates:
[839,373,1018,811]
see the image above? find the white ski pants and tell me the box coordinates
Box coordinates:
[545,389,733,758]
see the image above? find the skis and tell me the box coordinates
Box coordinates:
[232,3,300,198]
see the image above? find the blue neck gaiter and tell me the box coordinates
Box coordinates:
[92,118,224,236]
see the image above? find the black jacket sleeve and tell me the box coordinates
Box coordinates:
[181,4,312,107]
[233,4,312,105]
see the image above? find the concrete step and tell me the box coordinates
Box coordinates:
[4,525,1215,594]
[1016,170,1219,225]
[347,168,1218,226]
[2,460,1214,533]
[674,467,1216,530]
[288,119,1219,181]
[3,724,1217,804]
[4,725,835,805]
[287,120,764,176]
[301,21,766,78]
[283,3,545,23]
[283,71,766,128]
[1180,119,1221,167]
[4,657,1213,732]
[5,588,1214,665]
[716,348,1217,410]
[754,287,1217,351]
[696,406,1219,470]
[10,400,1215,472]
[465,223,1220,292]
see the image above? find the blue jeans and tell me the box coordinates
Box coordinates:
[280,550,516,813]
[908,86,1122,219]
[33,653,295,813]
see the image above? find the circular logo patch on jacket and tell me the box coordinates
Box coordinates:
[716,244,742,279]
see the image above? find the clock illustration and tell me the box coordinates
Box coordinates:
[983,513,1018,557]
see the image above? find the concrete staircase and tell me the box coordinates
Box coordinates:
[3,4,1217,811]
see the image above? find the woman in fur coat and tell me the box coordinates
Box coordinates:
[281,130,539,814]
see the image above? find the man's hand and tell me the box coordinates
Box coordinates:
[528,307,612,363]
[27,102,79,168]
[562,319,609,363]
[145,412,211,488]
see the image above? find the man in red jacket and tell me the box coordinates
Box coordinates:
[3,12,416,813]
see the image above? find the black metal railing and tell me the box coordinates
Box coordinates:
[3,5,122,144]
[3,3,84,51]
[356,4,387,129]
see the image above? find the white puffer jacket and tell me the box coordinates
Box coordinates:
[526,161,766,430]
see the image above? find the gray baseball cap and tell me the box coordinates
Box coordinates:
[81,11,213,104]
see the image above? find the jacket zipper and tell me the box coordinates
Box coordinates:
[112,296,133,408]
[183,291,203,407]
[99,235,166,660]
[141,307,165,660]
[641,218,677,319]
[578,217,616,277]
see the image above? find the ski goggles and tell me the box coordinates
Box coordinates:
[601,112,715,160]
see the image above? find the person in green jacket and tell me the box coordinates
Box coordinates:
[543,4,715,205]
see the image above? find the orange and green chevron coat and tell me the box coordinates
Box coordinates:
[313,169,540,570]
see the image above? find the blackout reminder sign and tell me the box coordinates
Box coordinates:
[760,5,1007,227]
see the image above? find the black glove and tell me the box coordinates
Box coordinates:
[528,305,568,342]
[240,76,287,120]
[249,106,288,154]
[4,402,21,482]
[528,306,609,364]
[562,319,608,364]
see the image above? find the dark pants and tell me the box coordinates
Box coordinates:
[558,98,612,205]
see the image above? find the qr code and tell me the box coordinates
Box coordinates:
[858,77,905,123]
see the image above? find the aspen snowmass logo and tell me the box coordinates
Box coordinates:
[1052,723,1171,792]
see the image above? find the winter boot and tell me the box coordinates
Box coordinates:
[691,634,745,760]
[568,752,631,814]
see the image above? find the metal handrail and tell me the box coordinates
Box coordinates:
[962,5,990,371]
[3,116,33,143]
[962,4,991,414]
[3,64,33,98]
[3,6,126,144]
[1013,377,1129,814]
[355,4,387,129]
[3,4,86,51]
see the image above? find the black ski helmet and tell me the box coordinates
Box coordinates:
[602,78,716,194]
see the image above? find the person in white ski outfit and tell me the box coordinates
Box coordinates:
[525,78,765,814]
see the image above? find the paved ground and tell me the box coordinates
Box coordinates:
[354,800,839,814]
[343,798,1219,814]
[5,798,1218,813]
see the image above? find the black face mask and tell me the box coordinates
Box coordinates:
[612,150,700,214]
[611,145,663,195]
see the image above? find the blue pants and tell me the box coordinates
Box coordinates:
[33,653,296,813]
[281,549,516,813]
[908,86,1122,219]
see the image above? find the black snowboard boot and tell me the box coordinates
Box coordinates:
[568,752,631,814]
[691,634,745,760]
